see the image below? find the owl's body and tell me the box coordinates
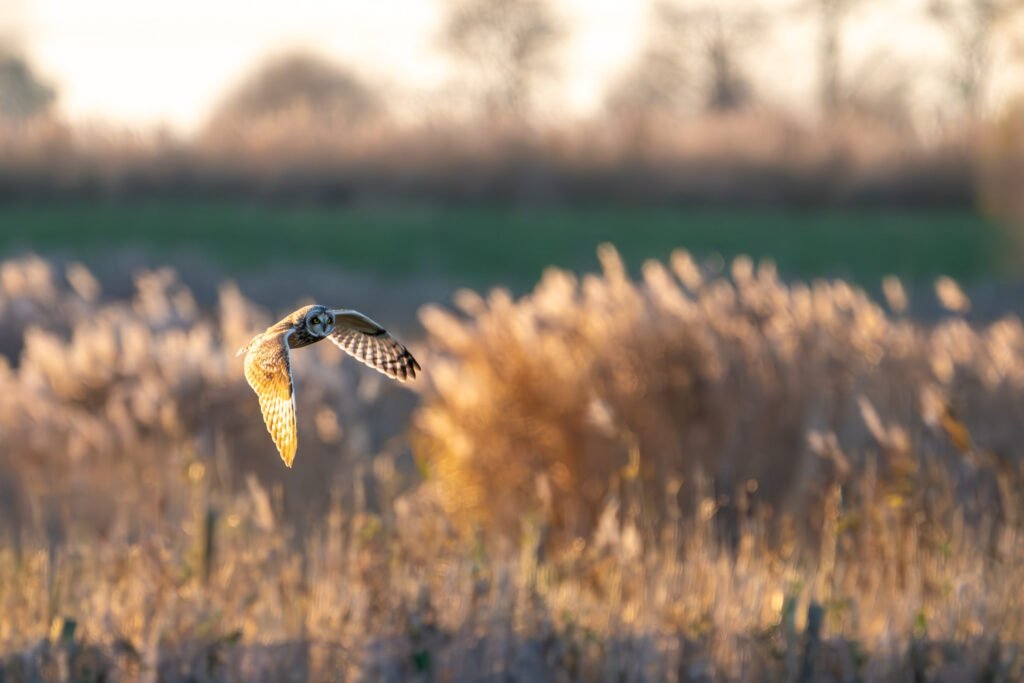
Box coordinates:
[239,304,420,467]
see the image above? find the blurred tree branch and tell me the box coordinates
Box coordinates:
[605,2,695,118]
[0,44,55,122]
[804,0,875,118]
[927,0,1024,118]
[439,0,563,121]
[700,8,762,113]
[206,52,382,131]
[606,1,763,119]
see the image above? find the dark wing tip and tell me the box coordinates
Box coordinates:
[400,347,421,381]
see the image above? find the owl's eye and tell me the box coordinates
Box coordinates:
[311,316,320,325]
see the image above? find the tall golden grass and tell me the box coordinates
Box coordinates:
[416,246,1024,543]
[1,250,1023,681]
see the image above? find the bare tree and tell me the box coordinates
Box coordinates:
[439,0,563,119]
[605,2,694,117]
[0,46,55,121]
[209,52,382,128]
[701,10,760,113]
[808,0,873,117]
[606,2,761,118]
[928,0,1024,118]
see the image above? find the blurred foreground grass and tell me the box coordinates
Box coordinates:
[0,200,1007,287]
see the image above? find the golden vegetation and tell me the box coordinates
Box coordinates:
[418,244,1024,540]
[1,250,1023,681]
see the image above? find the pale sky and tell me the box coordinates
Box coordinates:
[0,0,1002,133]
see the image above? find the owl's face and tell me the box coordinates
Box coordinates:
[304,306,335,338]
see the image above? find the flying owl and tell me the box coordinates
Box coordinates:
[237,304,420,467]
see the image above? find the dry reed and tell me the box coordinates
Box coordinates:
[0,250,1022,682]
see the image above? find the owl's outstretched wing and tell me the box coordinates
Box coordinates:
[243,329,298,467]
[328,309,421,382]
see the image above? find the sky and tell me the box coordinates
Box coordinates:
[0,0,1005,133]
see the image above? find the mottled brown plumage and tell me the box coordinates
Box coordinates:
[242,330,298,466]
[328,311,421,382]
[238,304,420,467]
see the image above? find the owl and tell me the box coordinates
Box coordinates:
[237,304,420,467]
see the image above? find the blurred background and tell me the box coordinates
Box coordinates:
[2,1,1024,681]
[2,0,1023,296]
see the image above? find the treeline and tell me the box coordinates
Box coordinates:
[0,114,985,207]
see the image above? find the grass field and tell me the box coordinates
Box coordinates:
[2,248,1023,682]
[0,200,1009,288]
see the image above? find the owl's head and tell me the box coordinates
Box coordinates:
[303,305,335,337]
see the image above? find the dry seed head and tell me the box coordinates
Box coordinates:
[935,276,971,313]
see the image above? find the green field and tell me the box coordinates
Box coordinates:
[0,200,1010,286]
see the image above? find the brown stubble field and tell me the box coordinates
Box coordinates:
[1,246,1023,682]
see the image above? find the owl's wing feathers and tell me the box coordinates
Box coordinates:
[243,329,299,467]
[328,309,421,382]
